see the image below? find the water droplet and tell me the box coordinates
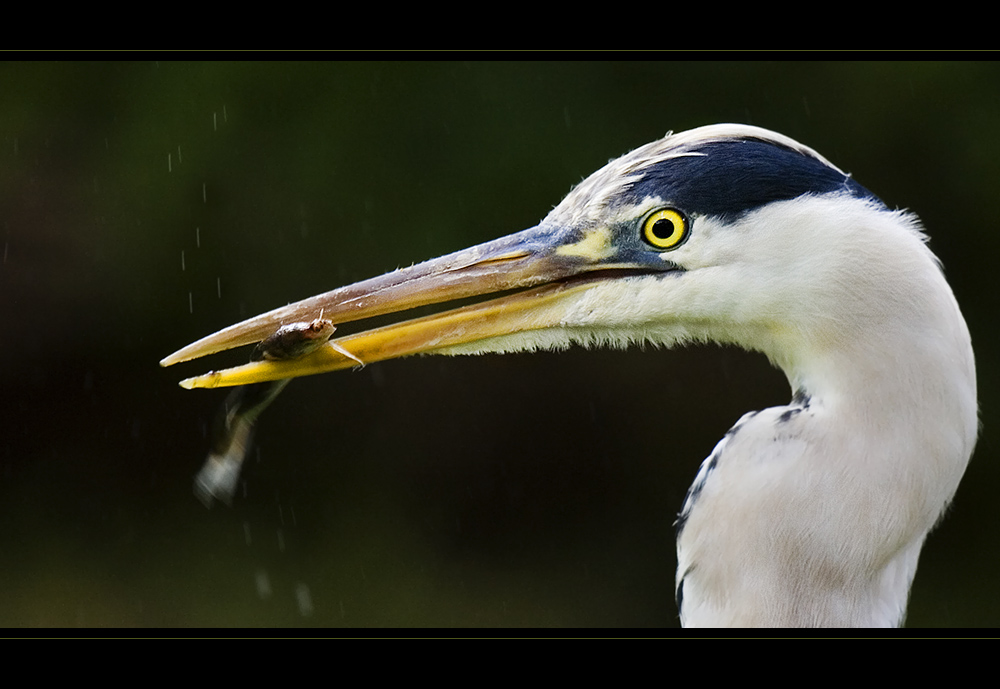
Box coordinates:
[255,569,272,600]
[295,583,313,617]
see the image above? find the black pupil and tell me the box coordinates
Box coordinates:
[652,217,676,240]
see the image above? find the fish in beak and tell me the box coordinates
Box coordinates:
[160,217,683,389]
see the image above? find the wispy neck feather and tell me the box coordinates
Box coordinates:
[672,196,976,627]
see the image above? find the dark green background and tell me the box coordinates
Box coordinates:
[2,61,996,628]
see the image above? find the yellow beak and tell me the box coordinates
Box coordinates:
[160,223,675,389]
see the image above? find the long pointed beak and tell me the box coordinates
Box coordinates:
[161,223,671,389]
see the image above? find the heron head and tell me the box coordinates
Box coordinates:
[161,124,936,394]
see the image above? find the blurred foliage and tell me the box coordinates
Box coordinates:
[1,61,997,629]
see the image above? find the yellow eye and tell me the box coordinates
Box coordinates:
[641,208,688,250]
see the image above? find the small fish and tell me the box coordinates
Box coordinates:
[194,317,358,506]
[251,318,337,362]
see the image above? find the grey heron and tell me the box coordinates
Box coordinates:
[161,124,978,627]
